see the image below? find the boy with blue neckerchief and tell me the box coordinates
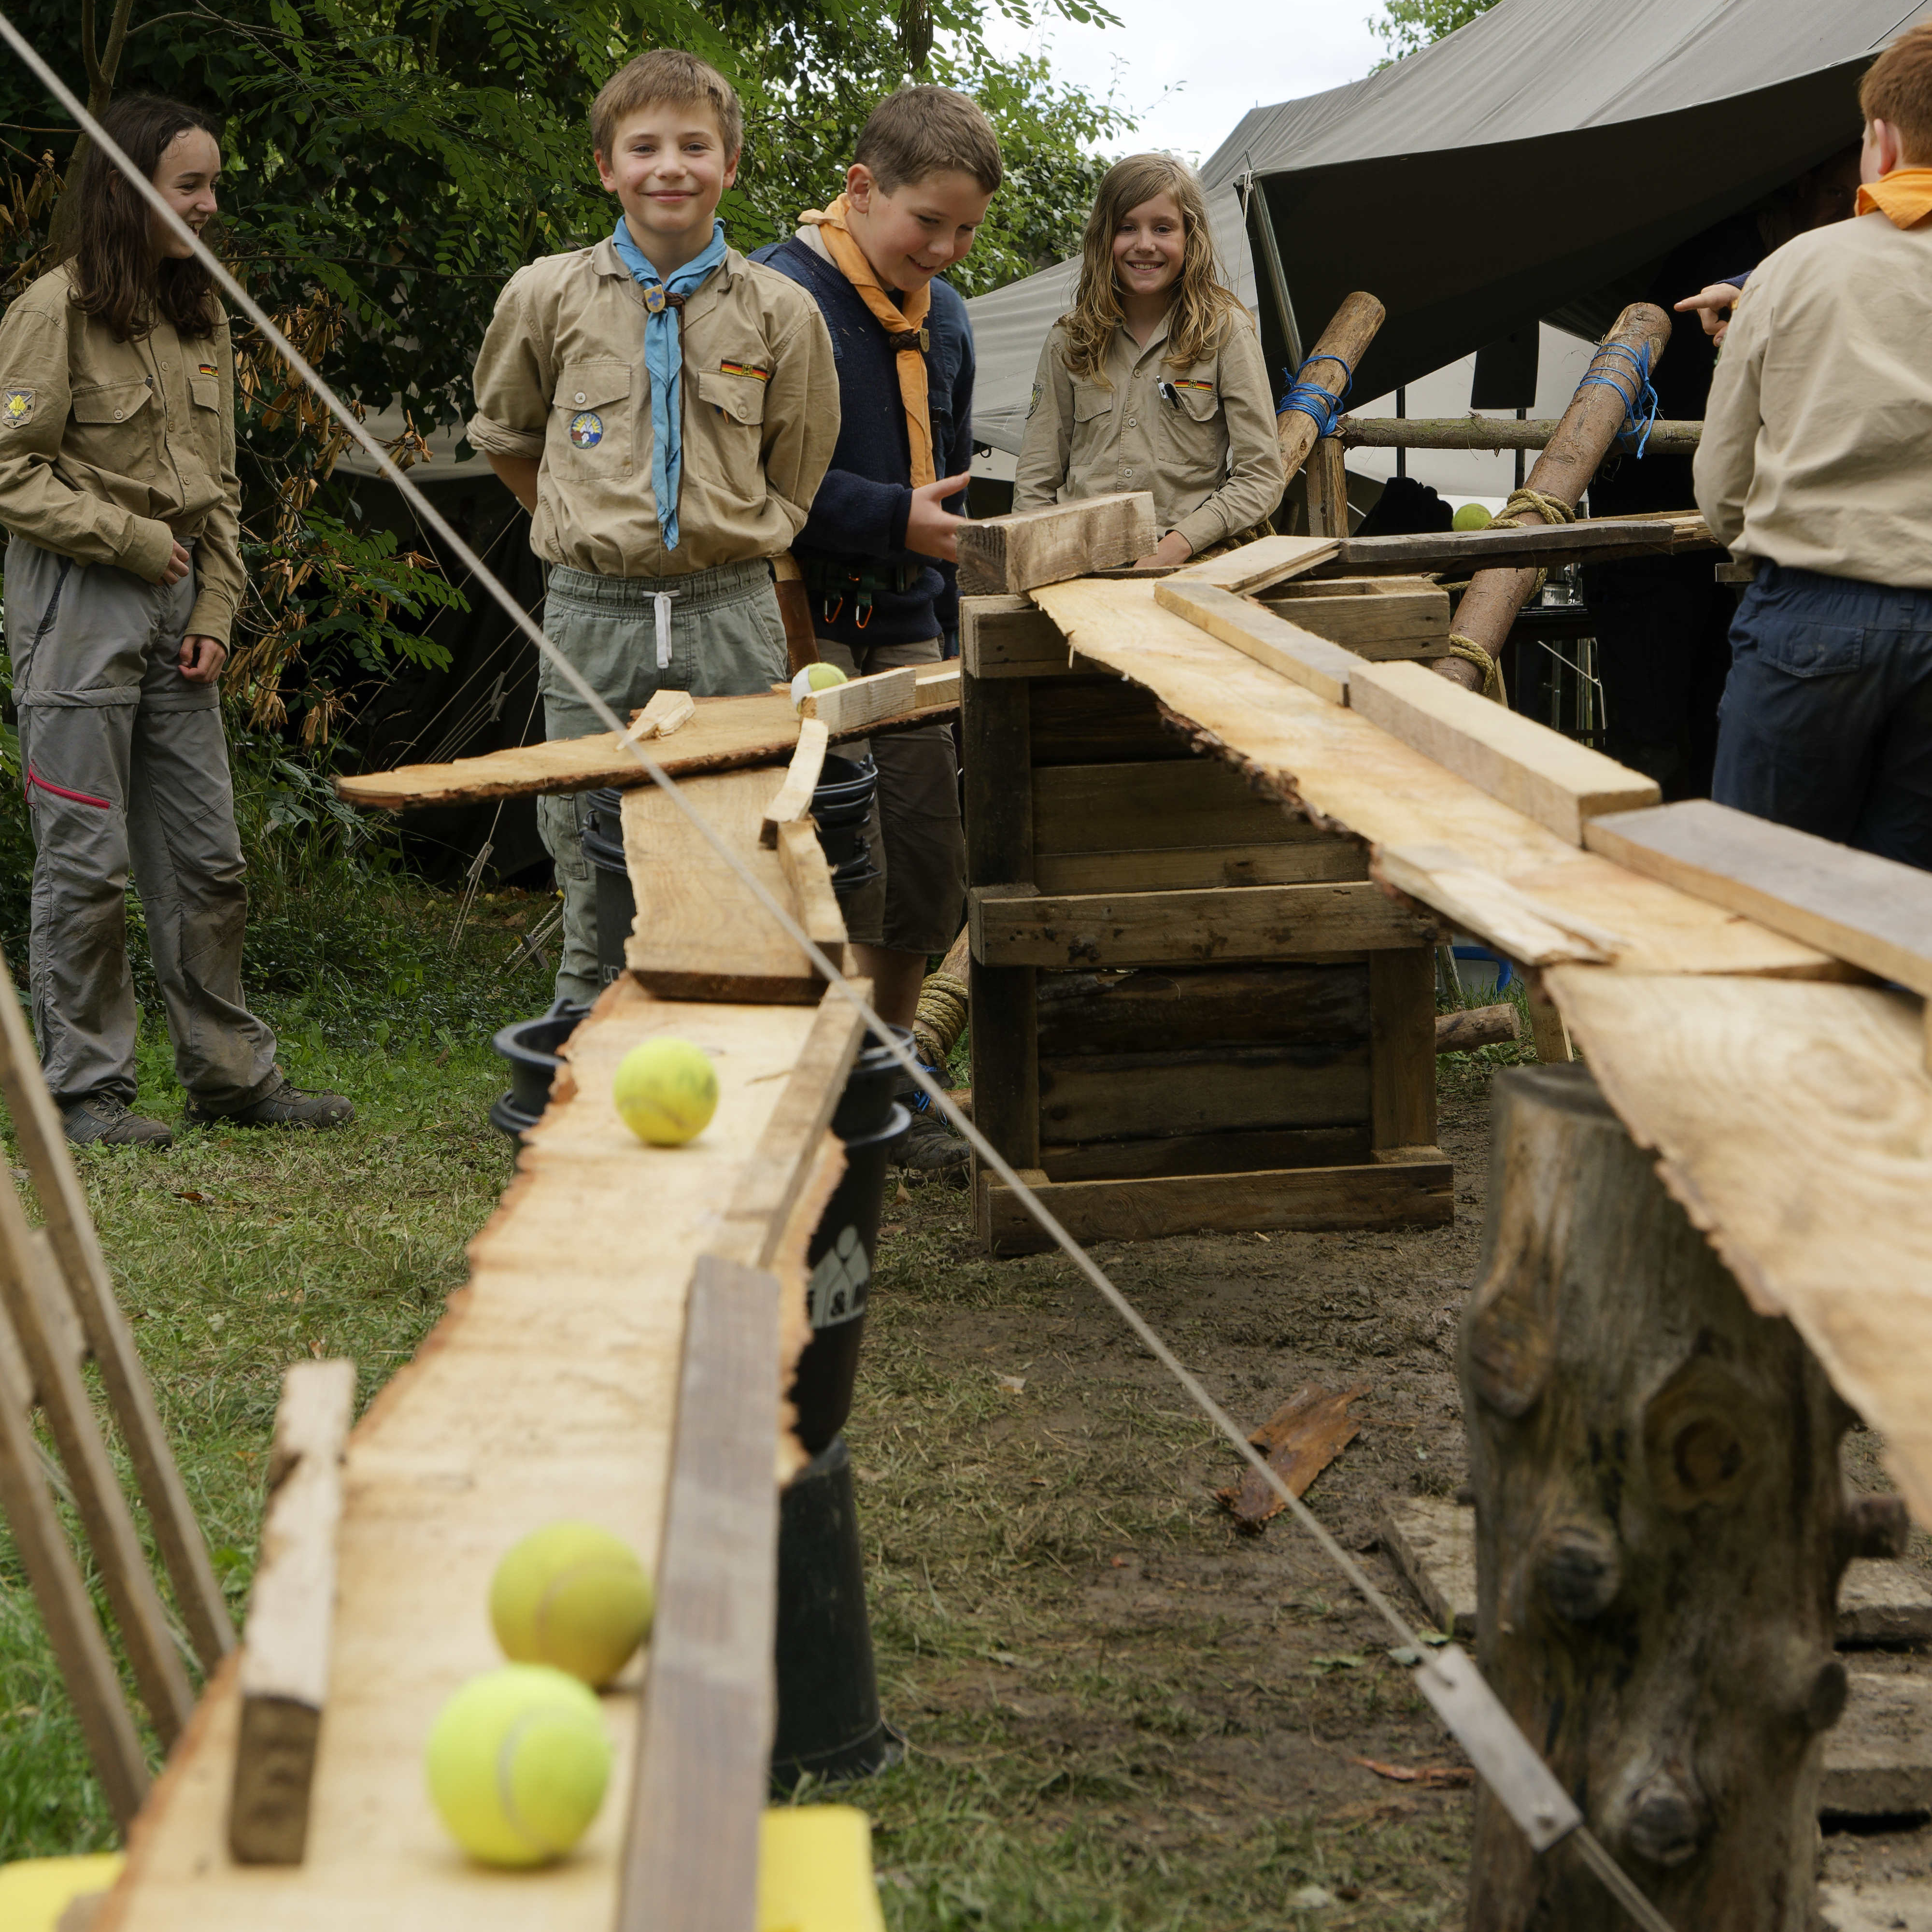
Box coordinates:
[469,50,838,1005]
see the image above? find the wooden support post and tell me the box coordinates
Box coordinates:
[1441,304,1672,694]
[1462,1065,1866,1930]
[617,1255,783,1932]
[1275,292,1385,488]
[1369,945,1436,1149]
[229,1358,356,1865]
[1305,437,1351,539]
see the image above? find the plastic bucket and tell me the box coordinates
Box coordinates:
[580,787,634,987]
[830,1024,913,1141]
[487,998,591,1140]
[811,753,877,872]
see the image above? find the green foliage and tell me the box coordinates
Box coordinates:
[1368,0,1501,67]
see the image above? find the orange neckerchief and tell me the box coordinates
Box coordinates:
[799,194,934,487]
[1856,167,1932,228]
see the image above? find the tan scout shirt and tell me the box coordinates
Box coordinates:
[468,238,838,579]
[0,265,244,643]
[1697,212,1932,588]
[1012,311,1283,555]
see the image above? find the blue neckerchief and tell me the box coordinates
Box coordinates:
[610,215,729,551]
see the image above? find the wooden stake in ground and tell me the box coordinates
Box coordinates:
[1438,304,1672,695]
[1275,293,1385,490]
[1462,1064,1884,1929]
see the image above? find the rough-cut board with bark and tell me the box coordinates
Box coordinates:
[955,491,1156,594]
[1303,516,1712,578]
[623,767,844,1002]
[1028,578,1838,979]
[1544,966,1932,1535]
[97,979,864,1932]
[334,689,959,812]
[1169,534,1338,595]
[1216,1383,1366,1528]
[1152,579,1362,705]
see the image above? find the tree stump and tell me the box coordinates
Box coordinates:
[1460,1064,1903,1931]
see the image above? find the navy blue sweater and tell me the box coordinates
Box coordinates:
[752,237,973,648]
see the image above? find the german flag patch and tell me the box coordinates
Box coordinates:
[719,360,770,382]
[1173,378,1215,394]
[198,362,218,377]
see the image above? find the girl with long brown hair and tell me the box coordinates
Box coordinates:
[0,94,350,1145]
[1013,153,1282,566]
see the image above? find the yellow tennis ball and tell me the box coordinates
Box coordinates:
[1452,501,1494,531]
[790,661,848,712]
[613,1036,718,1146]
[490,1521,654,1687]
[425,1664,611,1867]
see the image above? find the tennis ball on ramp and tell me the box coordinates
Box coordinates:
[490,1521,655,1686]
[790,661,848,712]
[1452,502,1494,531]
[425,1664,611,1866]
[613,1036,718,1146]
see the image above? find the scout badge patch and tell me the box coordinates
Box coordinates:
[569,411,603,448]
[2,386,32,426]
[198,362,218,377]
[1027,381,1041,420]
[719,360,769,382]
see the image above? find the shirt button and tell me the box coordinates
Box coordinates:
[1126,417,1137,427]
[114,409,124,419]
[575,392,586,404]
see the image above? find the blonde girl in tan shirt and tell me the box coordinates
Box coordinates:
[1014,153,1283,566]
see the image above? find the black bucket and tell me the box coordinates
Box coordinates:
[580,787,634,987]
[831,1024,914,1141]
[792,1101,907,1455]
[488,998,591,1140]
[770,1436,905,1792]
[812,753,877,871]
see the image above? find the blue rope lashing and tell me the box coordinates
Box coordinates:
[1576,339,1661,459]
[1277,351,1354,438]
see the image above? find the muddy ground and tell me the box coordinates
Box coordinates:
[844,1056,1932,1931]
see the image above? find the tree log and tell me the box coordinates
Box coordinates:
[1435,1003,1520,1053]
[1276,293,1385,488]
[1337,416,1700,456]
[1437,304,1672,693]
[1461,1064,1861,1931]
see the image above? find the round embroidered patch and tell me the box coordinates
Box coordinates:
[569,410,604,448]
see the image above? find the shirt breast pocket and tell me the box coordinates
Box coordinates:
[1069,378,1113,459]
[695,366,769,503]
[552,363,632,467]
[68,379,155,471]
[1159,379,1225,479]
[188,374,223,470]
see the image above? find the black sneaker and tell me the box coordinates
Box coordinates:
[894,1072,968,1182]
[185,1077,355,1131]
[62,1096,173,1149]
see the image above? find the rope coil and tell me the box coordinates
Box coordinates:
[910,969,969,1070]
[1277,350,1354,439]
[1576,339,1661,458]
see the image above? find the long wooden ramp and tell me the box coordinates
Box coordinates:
[97,977,863,1932]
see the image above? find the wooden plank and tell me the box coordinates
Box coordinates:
[1170,533,1338,595]
[961,595,1075,680]
[106,982,838,1932]
[1032,758,1307,856]
[970,960,1039,1172]
[626,688,696,741]
[914,665,961,709]
[1307,516,1711,579]
[800,664,918,731]
[1369,946,1437,1150]
[955,490,1156,594]
[1581,800,1932,998]
[615,1256,781,1932]
[1824,1674,1932,1818]
[1347,659,1660,844]
[979,1151,1453,1252]
[1039,1124,1371,1182]
[772,821,846,976]
[1261,586,1449,652]
[0,1294,149,1832]
[1029,577,1839,980]
[1036,963,1369,1057]
[1153,578,1360,705]
[229,1358,356,1866]
[1269,573,1444,601]
[1029,679,1193,766]
[623,767,823,1002]
[1039,1046,1368,1143]
[758,718,828,849]
[972,880,1437,969]
[0,947,233,1671]
[336,689,959,812]
[1034,841,1366,894]
[1543,968,1932,1536]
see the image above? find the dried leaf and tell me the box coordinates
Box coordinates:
[1349,1754,1474,1788]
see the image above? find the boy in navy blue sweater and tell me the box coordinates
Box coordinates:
[756,85,998,1169]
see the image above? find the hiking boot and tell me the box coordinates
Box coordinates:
[893,1075,968,1183]
[185,1077,355,1131]
[62,1096,173,1149]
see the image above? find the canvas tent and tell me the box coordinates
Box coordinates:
[966,0,1932,457]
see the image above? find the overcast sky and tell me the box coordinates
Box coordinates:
[987,0,1389,165]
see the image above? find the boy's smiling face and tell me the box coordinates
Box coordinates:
[843,164,992,296]
[597,101,738,274]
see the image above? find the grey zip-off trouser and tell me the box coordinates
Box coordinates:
[7,539,278,1112]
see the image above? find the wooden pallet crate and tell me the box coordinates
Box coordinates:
[962,593,1452,1253]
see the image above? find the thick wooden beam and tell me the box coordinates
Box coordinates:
[960,594,1078,680]
[1581,800,1932,998]
[800,665,917,731]
[1263,582,1449,655]
[1305,438,1351,539]
[1169,533,1338,595]
[1370,946,1437,1149]
[1032,758,1311,857]
[229,1358,356,1866]
[1036,962,1369,1056]
[1304,516,1710,579]
[971,880,1436,968]
[1038,1046,1369,1142]
[955,491,1156,594]
[1153,579,1360,705]
[1347,660,1660,843]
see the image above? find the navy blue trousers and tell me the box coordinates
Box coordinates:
[1711,564,1932,870]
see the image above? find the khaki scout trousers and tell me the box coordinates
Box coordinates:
[7,540,278,1112]
[537,559,790,1006]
